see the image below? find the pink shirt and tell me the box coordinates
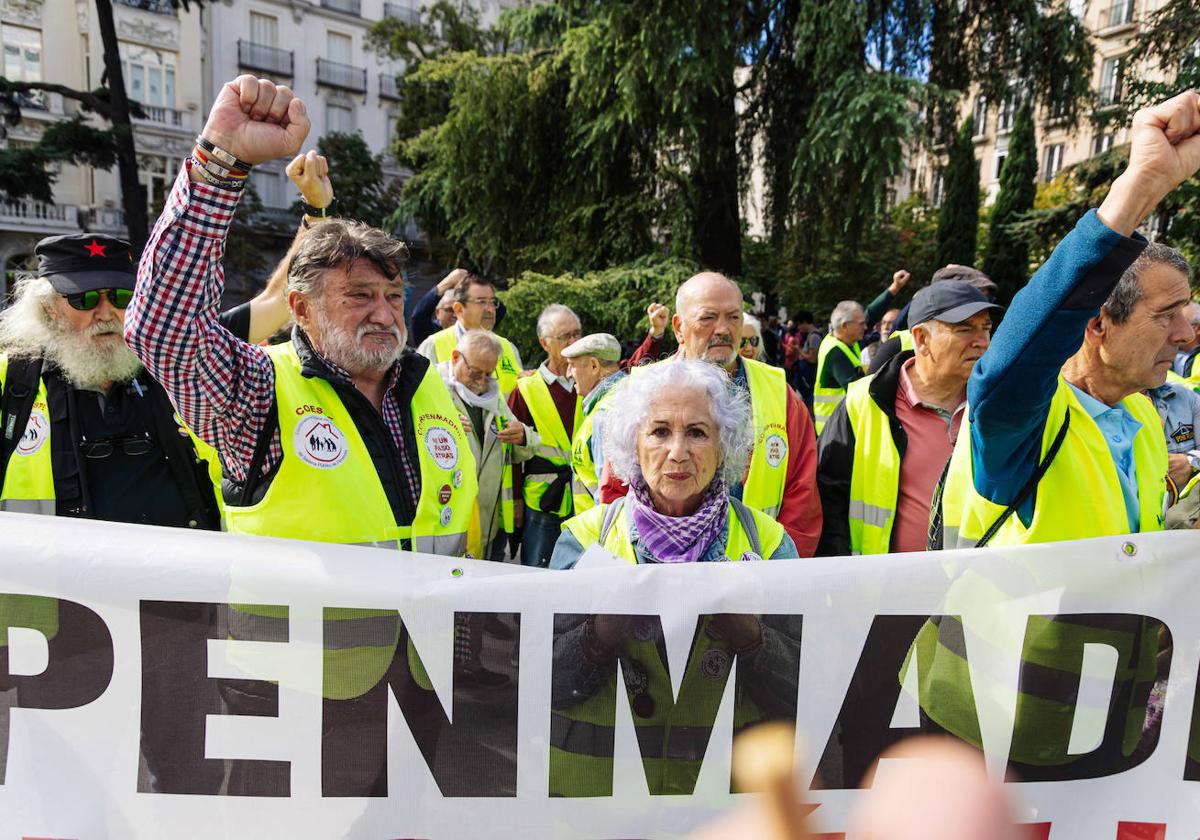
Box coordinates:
[891,358,966,553]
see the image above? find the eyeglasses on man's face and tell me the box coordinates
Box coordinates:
[466,297,498,309]
[459,356,492,379]
[551,329,582,344]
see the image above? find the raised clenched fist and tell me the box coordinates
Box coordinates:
[890,269,911,294]
[647,302,670,338]
[286,150,334,209]
[1100,90,1200,235]
[201,75,310,166]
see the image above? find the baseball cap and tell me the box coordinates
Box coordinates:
[909,281,1005,328]
[36,234,136,295]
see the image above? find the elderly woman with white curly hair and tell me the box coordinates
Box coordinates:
[550,360,799,568]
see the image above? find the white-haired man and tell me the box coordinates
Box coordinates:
[813,300,867,436]
[1173,300,1200,382]
[125,75,479,557]
[562,333,624,513]
[508,303,583,567]
[620,272,822,555]
[439,329,535,561]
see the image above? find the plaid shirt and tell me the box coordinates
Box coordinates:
[125,162,421,505]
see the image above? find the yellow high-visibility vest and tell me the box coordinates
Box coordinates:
[813,334,861,436]
[516,373,581,517]
[430,326,522,397]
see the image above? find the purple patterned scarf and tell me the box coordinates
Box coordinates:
[627,476,728,564]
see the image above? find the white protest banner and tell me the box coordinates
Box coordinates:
[0,512,1197,838]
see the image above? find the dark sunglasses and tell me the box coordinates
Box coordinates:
[81,432,153,459]
[65,288,134,311]
[740,336,760,348]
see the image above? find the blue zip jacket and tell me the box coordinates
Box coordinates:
[967,209,1147,524]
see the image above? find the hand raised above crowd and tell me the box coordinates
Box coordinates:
[200,75,310,167]
[888,269,911,295]
[647,302,670,338]
[286,150,334,209]
[1100,90,1200,236]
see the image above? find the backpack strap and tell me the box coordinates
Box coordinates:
[0,356,44,482]
[136,378,220,528]
[598,496,627,545]
[238,398,280,507]
[728,497,763,558]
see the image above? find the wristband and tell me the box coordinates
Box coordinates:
[189,155,246,191]
[195,134,255,174]
[303,200,331,218]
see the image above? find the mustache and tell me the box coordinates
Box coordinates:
[357,323,402,342]
[86,320,123,338]
[706,335,733,348]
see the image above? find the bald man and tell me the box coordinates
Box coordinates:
[620,272,822,555]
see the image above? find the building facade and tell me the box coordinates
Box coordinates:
[901,0,1173,209]
[1,0,525,297]
[1,0,204,291]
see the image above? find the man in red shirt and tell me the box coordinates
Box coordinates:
[814,282,1002,556]
[606,272,823,556]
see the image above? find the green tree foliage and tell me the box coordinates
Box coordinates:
[936,116,980,267]
[498,256,698,362]
[982,101,1038,301]
[368,1,1094,307]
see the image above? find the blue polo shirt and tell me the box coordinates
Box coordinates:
[1067,383,1142,531]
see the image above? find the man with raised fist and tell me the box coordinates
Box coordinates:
[126,75,480,557]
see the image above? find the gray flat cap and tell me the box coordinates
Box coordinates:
[562,333,621,363]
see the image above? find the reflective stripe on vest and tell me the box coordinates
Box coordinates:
[563,498,785,565]
[843,374,900,555]
[516,374,581,517]
[222,342,479,555]
[941,376,1167,548]
[813,335,862,436]
[0,356,55,515]
[430,326,522,398]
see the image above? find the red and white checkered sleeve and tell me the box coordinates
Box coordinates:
[126,161,274,482]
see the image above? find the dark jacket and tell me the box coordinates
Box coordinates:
[815,349,914,557]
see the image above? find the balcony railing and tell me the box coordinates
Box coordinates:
[238,40,294,77]
[384,2,420,24]
[132,104,190,129]
[114,0,176,14]
[316,58,367,94]
[379,73,402,101]
[84,206,127,235]
[320,0,361,16]
[0,200,81,232]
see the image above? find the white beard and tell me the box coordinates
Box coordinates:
[44,317,143,389]
[312,309,404,374]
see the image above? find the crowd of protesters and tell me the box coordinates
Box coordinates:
[1,75,1199,814]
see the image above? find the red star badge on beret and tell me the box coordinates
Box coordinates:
[85,239,108,258]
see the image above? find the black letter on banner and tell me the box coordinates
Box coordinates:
[548,613,802,797]
[814,615,982,790]
[1008,613,1170,782]
[0,595,113,784]
[138,601,291,796]
[321,609,520,797]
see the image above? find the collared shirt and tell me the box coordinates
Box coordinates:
[538,362,574,392]
[124,164,420,505]
[892,358,966,553]
[1146,380,1200,456]
[1068,383,1142,532]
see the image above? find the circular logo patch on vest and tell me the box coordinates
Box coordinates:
[438,484,453,505]
[763,433,788,469]
[16,409,49,457]
[439,505,453,527]
[452,468,464,488]
[700,649,731,681]
[294,415,348,469]
[424,425,459,470]
[739,551,763,563]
